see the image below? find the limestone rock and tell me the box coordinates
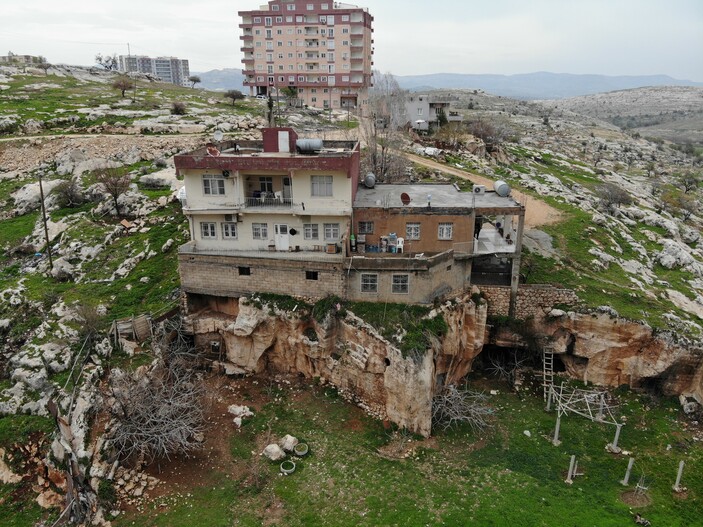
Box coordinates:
[278,435,299,453]
[262,444,286,461]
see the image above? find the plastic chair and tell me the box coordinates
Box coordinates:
[396,237,404,253]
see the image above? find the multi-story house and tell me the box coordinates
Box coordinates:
[175,128,526,314]
[118,55,190,87]
[238,0,374,113]
[405,94,462,131]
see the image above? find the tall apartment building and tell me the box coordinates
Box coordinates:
[238,0,374,113]
[118,55,190,87]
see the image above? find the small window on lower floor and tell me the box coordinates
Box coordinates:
[360,273,378,293]
[392,274,409,294]
[306,271,319,280]
[238,267,251,276]
[200,222,217,239]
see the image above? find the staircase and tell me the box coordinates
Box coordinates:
[542,348,555,401]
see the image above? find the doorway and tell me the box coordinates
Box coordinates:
[274,224,290,251]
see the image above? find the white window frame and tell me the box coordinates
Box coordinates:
[252,223,268,240]
[392,274,409,294]
[222,222,237,239]
[438,223,454,240]
[324,223,340,241]
[360,273,378,293]
[311,175,333,197]
[200,222,217,239]
[406,222,421,240]
[203,174,225,195]
[304,223,319,240]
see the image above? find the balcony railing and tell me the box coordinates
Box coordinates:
[245,195,293,209]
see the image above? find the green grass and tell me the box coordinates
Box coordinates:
[0,415,53,448]
[0,212,38,253]
[113,379,702,527]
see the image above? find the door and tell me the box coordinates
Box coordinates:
[274,224,290,251]
[282,177,292,200]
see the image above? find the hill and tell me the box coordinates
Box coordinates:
[394,72,703,100]
[542,86,703,146]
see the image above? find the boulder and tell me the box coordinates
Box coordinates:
[279,434,299,453]
[262,444,286,461]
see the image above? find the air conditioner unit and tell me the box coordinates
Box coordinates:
[473,185,486,195]
[224,214,234,222]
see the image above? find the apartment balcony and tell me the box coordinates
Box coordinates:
[241,46,254,53]
[240,34,253,40]
[244,194,294,209]
[242,69,255,76]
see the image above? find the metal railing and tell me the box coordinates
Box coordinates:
[244,196,293,209]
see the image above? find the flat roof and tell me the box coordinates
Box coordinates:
[354,184,522,210]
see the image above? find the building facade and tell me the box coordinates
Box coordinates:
[238,0,374,112]
[404,94,462,131]
[118,55,190,87]
[0,53,42,65]
[175,128,526,313]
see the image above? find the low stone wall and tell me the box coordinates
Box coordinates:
[480,285,580,319]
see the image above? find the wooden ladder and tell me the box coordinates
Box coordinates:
[542,348,555,401]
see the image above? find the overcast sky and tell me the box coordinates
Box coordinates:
[2,0,701,80]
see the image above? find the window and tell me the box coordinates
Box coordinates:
[322,3,329,9]
[311,175,333,196]
[406,223,421,240]
[358,221,374,234]
[342,28,349,34]
[392,274,409,294]
[417,108,423,115]
[200,222,216,239]
[307,4,314,10]
[254,16,261,23]
[252,223,268,239]
[304,223,319,240]
[203,174,225,195]
[306,271,319,280]
[341,15,349,21]
[287,3,296,9]
[276,16,283,22]
[438,223,453,240]
[360,274,378,293]
[259,176,273,193]
[238,266,251,276]
[324,223,340,240]
[222,222,237,239]
[265,16,272,26]
[271,4,279,10]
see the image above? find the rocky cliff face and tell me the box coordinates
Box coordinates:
[188,297,487,437]
[187,296,702,436]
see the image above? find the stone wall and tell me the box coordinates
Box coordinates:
[480,285,580,318]
[179,252,346,300]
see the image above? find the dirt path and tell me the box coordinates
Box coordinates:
[404,152,563,228]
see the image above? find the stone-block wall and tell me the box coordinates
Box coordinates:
[179,253,346,300]
[480,285,580,319]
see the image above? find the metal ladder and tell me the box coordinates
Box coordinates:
[542,348,555,401]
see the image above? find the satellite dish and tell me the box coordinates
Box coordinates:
[213,130,224,142]
[400,192,411,205]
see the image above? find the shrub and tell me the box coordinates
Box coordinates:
[171,102,187,115]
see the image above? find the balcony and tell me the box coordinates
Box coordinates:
[244,193,293,209]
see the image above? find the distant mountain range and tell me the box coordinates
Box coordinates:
[192,68,246,92]
[394,72,703,100]
[193,68,703,100]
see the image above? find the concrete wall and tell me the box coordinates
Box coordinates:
[480,285,580,318]
[190,213,350,251]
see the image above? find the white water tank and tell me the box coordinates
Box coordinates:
[364,173,376,188]
[494,180,511,197]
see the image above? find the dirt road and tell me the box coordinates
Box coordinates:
[405,152,563,228]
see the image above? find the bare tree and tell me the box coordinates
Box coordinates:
[95,167,131,216]
[112,76,132,98]
[466,118,509,153]
[105,319,207,464]
[54,179,85,208]
[595,182,633,214]
[188,75,201,89]
[223,89,245,106]
[359,70,410,182]
[95,53,118,71]
[434,122,468,150]
[679,171,700,194]
[432,385,494,432]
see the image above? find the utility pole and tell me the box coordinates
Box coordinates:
[37,173,53,274]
